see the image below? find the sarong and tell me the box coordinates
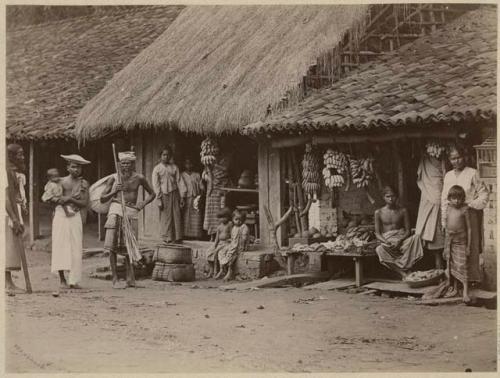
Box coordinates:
[467,208,483,282]
[5,216,22,271]
[375,229,423,272]
[183,196,203,238]
[444,230,468,284]
[104,202,139,256]
[206,240,229,262]
[51,205,83,285]
[218,224,249,266]
[204,189,223,236]
[160,190,183,242]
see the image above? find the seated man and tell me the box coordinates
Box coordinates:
[374,186,423,279]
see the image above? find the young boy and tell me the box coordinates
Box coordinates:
[443,185,472,302]
[206,207,232,278]
[216,209,249,282]
[374,186,423,278]
[42,168,78,217]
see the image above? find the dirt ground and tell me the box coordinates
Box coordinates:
[5,249,497,373]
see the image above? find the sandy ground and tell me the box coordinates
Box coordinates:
[5,249,497,373]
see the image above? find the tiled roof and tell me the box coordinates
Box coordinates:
[243,6,497,136]
[7,6,183,140]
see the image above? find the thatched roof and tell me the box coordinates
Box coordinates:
[75,5,368,140]
[243,6,497,136]
[7,5,183,140]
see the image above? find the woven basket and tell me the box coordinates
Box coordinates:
[154,244,192,264]
[152,262,195,282]
[405,272,444,288]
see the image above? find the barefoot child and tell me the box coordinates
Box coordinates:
[42,168,78,217]
[375,186,423,279]
[206,207,232,278]
[217,209,249,281]
[443,185,472,302]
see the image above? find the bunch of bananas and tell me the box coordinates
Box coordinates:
[301,144,321,196]
[350,158,374,188]
[322,149,348,190]
[425,141,445,159]
[345,226,375,242]
[323,149,348,173]
[200,137,219,167]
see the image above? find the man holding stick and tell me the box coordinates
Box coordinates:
[5,144,31,294]
[101,150,155,289]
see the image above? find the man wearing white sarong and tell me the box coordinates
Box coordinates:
[48,154,90,289]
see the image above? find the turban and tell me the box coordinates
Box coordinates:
[118,151,136,162]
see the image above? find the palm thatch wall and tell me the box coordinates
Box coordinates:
[75,5,368,140]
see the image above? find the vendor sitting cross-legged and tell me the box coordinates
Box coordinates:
[374,186,423,279]
[100,151,155,289]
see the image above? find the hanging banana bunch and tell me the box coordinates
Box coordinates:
[350,157,375,188]
[425,140,446,159]
[301,144,321,199]
[322,149,348,190]
[200,137,219,167]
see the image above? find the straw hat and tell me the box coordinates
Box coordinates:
[60,154,91,165]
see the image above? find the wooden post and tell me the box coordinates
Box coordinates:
[97,144,105,241]
[392,140,406,205]
[28,141,39,244]
[353,257,363,287]
[258,143,270,246]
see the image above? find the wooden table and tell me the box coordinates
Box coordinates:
[282,248,378,287]
[325,250,377,287]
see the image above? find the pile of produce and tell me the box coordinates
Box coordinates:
[200,137,219,167]
[425,141,446,159]
[323,149,348,190]
[350,158,375,188]
[322,226,376,253]
[404,269,444,282]
[301,144,322,197]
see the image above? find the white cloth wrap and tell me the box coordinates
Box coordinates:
[51,205,83,285]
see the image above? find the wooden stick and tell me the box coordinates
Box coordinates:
[17,206,32,293]
[290,149,308,233]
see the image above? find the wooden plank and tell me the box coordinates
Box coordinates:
[28,141,39,243]
[258,142,270,246]
[219,272,330,291]
[304,279,357,291]
[363,281,435,295]
[416,297,464,306]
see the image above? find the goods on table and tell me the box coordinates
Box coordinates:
[200,137,219,167]
[404,269,445,288]
[349,158,375,188]
[322,226,376,253]
[301,144,321,198]
[425,141,446,159]
[323,149,348,190]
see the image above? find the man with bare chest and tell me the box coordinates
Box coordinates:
[101,151,155,288]
[374,186,423,278]
[50,155,90,289]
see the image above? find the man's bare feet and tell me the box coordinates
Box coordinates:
[214,270,224,280]
[60,281,69,289]
[444,286,458,298]
[112,281,126,289]
[69,284,82,289]
[463,294,471,303]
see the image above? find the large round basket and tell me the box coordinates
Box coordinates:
[154,244,192,264]
[152,262,195,282]
[405,272,444,288]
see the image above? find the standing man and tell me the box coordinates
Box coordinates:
[5,144,27,293]
[50,154,90,289]
[101,151,155,289]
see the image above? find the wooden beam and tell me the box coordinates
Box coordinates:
[258,143,270,246]
[392,140,406,205]
[28,141,39,243]
[311,128,458,145]
[271,135,311,149]
[97,142,105,242]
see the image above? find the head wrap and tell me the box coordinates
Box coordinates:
[118,151,136,162]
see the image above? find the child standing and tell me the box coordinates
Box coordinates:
[181,158,204,239]
[444,185,472,302]
[206,207,232,278]
[42,168,78,217]
[216,209,249,281]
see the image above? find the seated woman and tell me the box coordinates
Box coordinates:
[374,186,423,279]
